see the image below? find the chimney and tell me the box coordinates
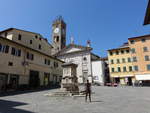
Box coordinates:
[87,40,91,47]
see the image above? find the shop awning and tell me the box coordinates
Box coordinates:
[112,75,134,78]
[135,74,150,80]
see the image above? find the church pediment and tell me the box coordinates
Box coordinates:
[65,47,82,53]
[55,44,92,56]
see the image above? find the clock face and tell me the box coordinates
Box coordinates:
[54,28,59,33]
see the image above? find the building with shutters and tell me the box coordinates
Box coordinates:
[108,43,135,85]
[0,28,63,92]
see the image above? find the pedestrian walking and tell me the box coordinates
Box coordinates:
[85,80,91,102]
[132,80,135,87]
[139,80,142,87]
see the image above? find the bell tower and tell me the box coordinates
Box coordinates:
[52,16,66,54]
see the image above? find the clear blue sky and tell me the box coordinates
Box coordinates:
[0,0,150,57]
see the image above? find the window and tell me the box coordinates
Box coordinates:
[128,57,131,62]
[26,52,34,60]
[147,64,150,70]
[130,40,135,44]
[133,57,137,62]
[54,62,58,68]
[45,59,50,65]
[30,40,32,44]
[121,50,124,54]
[129,66,132,72]
[134,66,138,71]
[18,34,22,40]
[116,51,119,55]
[109,52,113,56]
[39,44,41,50]
[111,60,114,64]
[141,38,146,42]
[18,50,21,56]
[35,35,38,39]
[143,47,148,52]
[56,36,59,42]
[0,45,9,53]
[8,62,13,66]
[123,67,127,72]
[11,47,21,56]
[145,55,150,61]
[11,47,15,55]
[117,67,121,72]
[117,59,120,64]
[131,48,136,53]
[2,45,5,52]
[5,45,9,53]
[126,50,129,53]
[111,68,115,72]
[45,59,47,64]
[122,58,126,63]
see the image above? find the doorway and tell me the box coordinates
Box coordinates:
[114,78,120,83]
[128,77,132,86]
[9,75,19,90]
[44,73,50,87]
[29,70,40,88]
[0,74,7,92]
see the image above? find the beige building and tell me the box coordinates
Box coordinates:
[108,43,135,85]
[128,35,150,84]
[0,33,63,92]
[0,28,52,56]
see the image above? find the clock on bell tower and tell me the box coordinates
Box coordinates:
[52,16,66,55]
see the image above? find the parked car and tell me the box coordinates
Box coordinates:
[105,83,118,87]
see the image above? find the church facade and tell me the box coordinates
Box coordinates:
[51,17,108,84]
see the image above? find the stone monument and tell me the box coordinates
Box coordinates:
[61,62,79,94]
[44,62,80,97]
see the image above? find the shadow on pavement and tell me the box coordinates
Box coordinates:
[0,99,34,113]
[0,87,59,97]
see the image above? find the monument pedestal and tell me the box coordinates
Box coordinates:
[44,62,80,97]
[61,62,79,94]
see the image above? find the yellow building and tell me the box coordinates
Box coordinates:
[128,35,150,85]
[108,43,135,85]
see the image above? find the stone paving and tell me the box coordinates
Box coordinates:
[0,86,150,113]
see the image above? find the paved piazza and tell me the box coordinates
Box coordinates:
[0,86,150,113]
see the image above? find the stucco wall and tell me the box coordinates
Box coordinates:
[1,29,52,56]
[0,38,63,86]
[58,51,92,83]
[92,60,105,85]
